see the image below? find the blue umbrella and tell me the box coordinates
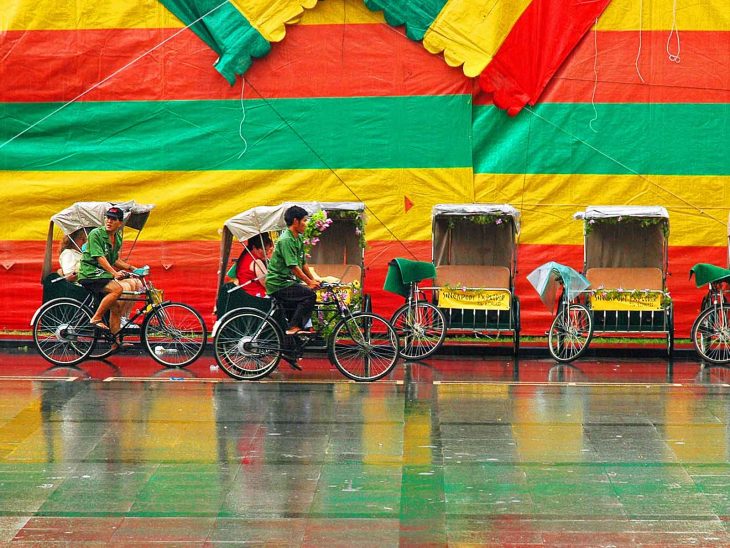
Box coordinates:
[527,261,591,311]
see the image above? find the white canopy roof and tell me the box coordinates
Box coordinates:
[224,202,365,243]
[50,200,154,235]
[574,205,669,221]
[432,203,521,233]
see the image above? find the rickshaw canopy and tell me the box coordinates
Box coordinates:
[42,200,154,281]
[432,204,521,234]
[528,261,591,311]
[574,206,669,222]
[224,202,364,243]
[576,205,669,273]
[51,200,155,235]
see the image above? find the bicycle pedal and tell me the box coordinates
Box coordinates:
[283,355,302,371]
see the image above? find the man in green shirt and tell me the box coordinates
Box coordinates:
[266,205,320,335]
[78,207,139,337]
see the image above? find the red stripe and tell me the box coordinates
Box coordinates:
[479,0,612,115]
[476,31,730,105]
[0,24,470,103]
[3,240,725,339]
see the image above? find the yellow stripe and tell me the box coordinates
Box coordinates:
[2,168,472,242]
[299,0,386,25]
[474,173,730,247]
[599,0,729,31]
[3,0,183,31]
[230,0,318,42]
[422,0,532,77]
[3,0,384,31]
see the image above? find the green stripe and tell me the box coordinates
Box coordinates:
[158,0,270,84]
[0,96,472,171]
[473,103,729,176]
[364,0,448,41]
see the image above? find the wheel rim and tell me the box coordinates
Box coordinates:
[331,314,398,381]
[549,306,591,361]
[215,313,281,378]
[34,302,95,364]
[144,304,206,366]
[694,308,730,363]
[391,303,445,359]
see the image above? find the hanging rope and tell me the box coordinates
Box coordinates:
[666,0,681,63]
[635,0,646,83]
[589,18,600,133]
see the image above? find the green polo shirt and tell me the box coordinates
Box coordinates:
[77,227,122,281]
[266,229,305,294]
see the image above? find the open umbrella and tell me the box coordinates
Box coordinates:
[527,261,591,312]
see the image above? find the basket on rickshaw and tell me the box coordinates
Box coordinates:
[536,206,673,363]
[214,201,368,347]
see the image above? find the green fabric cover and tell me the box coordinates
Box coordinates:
[383,258,436,297]
[364,0,448,41]
[690,263,730,287]
[158,0,270,85]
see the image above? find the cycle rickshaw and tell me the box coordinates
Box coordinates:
[534,206,673,362]
[385,204,521,360]
[31,201,207,367]
[213,202,398,381]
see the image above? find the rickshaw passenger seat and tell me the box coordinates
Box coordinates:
[586,267,663,290]
[308,264,361,284]
[436,265,511,289]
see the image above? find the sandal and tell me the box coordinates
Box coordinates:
[285,327,301,336]
[90,320,111,332]
[110,341,134,354]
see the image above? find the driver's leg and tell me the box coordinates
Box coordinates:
[90,280,123,330]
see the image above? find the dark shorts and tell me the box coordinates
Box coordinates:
[79,278,114,294]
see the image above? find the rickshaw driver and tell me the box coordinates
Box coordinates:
[77,207,140,338]
[266,205,321,336]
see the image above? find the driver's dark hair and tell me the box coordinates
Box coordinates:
[284,206,308,226]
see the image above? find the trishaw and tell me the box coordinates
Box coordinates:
[213,202,398,381]
[31,201,207,367]
[535,206,673,363]
[385,204,521,359]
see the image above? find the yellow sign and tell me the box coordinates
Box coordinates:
[438,288,511,310]
[590,291,664,311]
[316,285,352,305]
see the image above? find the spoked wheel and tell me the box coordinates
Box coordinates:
[548,303,593,363]
[329,312,399,381]
[666,304,674,359]
[214,310,284,380]
[692,306,730,364]
[512,296,521,356]
[390,302,446,360]
[32,299,97,366]
[142,302,207,367]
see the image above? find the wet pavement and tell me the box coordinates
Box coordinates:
[0,349,728,545]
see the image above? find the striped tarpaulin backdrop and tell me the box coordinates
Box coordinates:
[1,0,728,340]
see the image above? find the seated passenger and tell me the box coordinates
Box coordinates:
[58,229,88,282]
[227,233,273,298]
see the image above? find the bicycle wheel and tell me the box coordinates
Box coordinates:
[548,303,593,363]
[329,312,399,381]
[692,306,730,364]
[390,302,446,360]
[142,302,207,367]
[214,310,283,380]
[32,299,97,366]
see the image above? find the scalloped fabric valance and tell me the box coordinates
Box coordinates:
[159,0,611,115]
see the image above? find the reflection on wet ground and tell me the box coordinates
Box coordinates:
[0,350,728,545]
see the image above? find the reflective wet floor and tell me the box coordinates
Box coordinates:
[0,351,729,545]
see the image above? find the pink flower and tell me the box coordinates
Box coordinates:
[495,218,503,225]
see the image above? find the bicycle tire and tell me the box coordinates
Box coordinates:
[32,299,97,366]
[548,303,593,363]
[329,312,399,381]
[390,301,446,360]
[692,306,730,364]
[142,302,207,367]
[214,309,284,380]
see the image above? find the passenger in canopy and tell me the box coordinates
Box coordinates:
[266,206,320,335]
[58,229,88,282]
[227,233,273,298]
